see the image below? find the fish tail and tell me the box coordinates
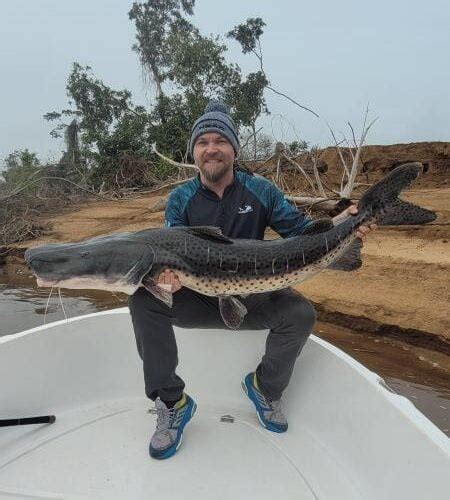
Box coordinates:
[358,162,436,225]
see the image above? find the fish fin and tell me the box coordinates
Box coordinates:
[219,296,248,329]
[359,163,436,225]
[126,244,156,286]
[302,218,334,235]
[181,226,234,244]
[328,239,362,271]
[376,199,437,226]
[141,276,173,307]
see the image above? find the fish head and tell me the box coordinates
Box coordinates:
[24,233,154,293]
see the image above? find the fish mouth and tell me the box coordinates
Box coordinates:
[36,277,59,287]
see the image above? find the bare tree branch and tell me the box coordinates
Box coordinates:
[0,177,119,202]
[348,121,358,149]
[310,152,326,197]
[282,155,317,194]
[326,122,350,193]
[239,126,263,153]
[151,144,198,170]
[342,108,378,198]
[266,85,320,118]
[140,177,195,194]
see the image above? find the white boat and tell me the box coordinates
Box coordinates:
[0,308,449,499]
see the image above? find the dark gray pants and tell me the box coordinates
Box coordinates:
[128,287,316,403]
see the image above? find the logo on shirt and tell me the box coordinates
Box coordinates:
[238,204,253,214]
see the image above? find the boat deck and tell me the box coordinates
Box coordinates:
[0,397,351,499]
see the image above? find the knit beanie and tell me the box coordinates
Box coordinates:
[189,100,240,157]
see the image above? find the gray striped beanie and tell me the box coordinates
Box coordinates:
[189,100,240,156]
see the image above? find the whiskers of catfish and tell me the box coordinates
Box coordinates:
[43,286,53,324]
[43,286,68,324]
[58,287,68,321]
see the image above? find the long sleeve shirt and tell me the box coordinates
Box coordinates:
[164,168,313,240]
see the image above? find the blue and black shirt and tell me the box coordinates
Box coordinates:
[165,168,313,240]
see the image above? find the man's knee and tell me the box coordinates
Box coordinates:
[275,291,316,332]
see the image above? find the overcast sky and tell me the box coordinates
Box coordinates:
[1,0,448,163]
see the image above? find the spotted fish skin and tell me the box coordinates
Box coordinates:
[139,163,436,297]
[25,163,436,300]
[143,223,354,296]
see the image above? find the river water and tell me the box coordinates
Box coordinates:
[1,262,449,437]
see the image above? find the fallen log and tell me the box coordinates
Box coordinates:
[287,196,354,216]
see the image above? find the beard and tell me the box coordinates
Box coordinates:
[199,161,232,184]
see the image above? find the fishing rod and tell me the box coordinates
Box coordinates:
[0,415,56,427]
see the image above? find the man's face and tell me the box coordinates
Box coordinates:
[193,132,235,183]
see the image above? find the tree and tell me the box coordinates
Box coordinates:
[228,18,319,118]
[45,3,272,186]
[44,63,154,189]
[129,1,268,158]
[226,71,269,158]
[128,0,196,98]
[44,63,143,146]
[2,149,41,187]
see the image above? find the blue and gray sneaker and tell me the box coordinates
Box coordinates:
[242,373,288,433]
[149,393,197,459]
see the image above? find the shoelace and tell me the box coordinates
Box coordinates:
[259,392,284,420]
[148,406,176,433]
[269,400,284,417]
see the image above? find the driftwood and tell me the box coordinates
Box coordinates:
[287,196,342,213]
[152,144,198,171]
[141,177,195,195]
[287,196,356,217]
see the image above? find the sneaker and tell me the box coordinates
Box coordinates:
[242,373,288,433]
[149,393,197,459]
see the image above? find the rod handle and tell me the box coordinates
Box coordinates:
[0,415,56,427]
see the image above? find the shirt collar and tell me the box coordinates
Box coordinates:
[197,170,237,199]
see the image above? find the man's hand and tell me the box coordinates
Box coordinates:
[332,204,377,242]
[157,269,182,293]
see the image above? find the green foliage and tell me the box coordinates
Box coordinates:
[128,0,196,95]
[287,140,309,155]
[2,149,41,188]
[45,63,139,146]
[153,157,177,180]
[150,94,197,158]
[44,2,271,188]
[129,1,269,144]
[227,18,266,55]
[45,63,155,189]
[167,29,239,98]
[226,71,269,129]
[226,18,269,133]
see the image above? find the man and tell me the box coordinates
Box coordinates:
[129,101,375,460]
